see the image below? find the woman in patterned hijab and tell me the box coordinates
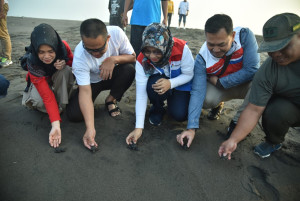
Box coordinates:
[141,22,174,69]
[126,23,195,147]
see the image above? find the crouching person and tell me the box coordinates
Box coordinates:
[126,23,194,146]
[22,24,74,148]
[66,19,136,150]
[219,13,300,159]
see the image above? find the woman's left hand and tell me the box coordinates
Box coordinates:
[54,59,66,70]
[152,78,171,95]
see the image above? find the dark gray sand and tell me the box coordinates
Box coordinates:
[0,17,299,201]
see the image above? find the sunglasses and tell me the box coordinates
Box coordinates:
[83,40,107,53]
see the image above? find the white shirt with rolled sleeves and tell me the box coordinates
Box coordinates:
[135,44,194,128]
[72,26,134,85]
[179,1,189,15]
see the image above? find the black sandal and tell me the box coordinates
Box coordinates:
[105,101,122,117]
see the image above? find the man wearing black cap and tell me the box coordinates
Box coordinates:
[218,13,300,159]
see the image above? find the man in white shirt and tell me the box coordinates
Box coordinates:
[178,0,189,29]
[66,18,136,150]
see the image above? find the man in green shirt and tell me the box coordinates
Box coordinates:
[218,13,300,159]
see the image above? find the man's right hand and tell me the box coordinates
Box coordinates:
[126,128,143,145]
[176,129,196,148]
[83,128,98,149]
[218,139,237,160]
[122,14,128,27]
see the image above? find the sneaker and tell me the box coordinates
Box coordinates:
[0,58,13,67]
[225,120,236,139]
[207,102,224,120]
[149,105,165,126]
[254,141,282,158]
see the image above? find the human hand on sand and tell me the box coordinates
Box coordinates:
[218,139,237,160]
[152,78,171,95]
[83,128,98,150]
[100,57,116,80]
[177,129,195,148]
[126,128,143,145]
[54,59,66,70]
[49,120,61,148]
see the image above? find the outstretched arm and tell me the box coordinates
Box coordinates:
[218,103,265,159]
[177,54,207,147]
[79,85,98,149]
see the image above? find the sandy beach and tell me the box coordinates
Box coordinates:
[0,17,299,201]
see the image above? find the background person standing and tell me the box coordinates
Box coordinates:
[123,0,168,57]
[108,0,125,30]
[167,0,174,28]
[108,0,133,30]
[178,0,189,29]
[0,0,12,67]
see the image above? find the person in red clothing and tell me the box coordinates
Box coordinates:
[22,23,74,148]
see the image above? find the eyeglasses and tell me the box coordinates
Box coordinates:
[143,49,163,57]
[83,40,107,53]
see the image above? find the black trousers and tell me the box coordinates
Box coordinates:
[168,13,172,27]
[262,96,300,144]
[66,63,135,122]
[130,25,146,57]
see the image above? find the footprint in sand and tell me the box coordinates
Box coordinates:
[246,166,279,201]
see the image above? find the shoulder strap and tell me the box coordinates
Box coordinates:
[218,54,232,77]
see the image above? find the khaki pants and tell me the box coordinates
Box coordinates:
[0,3,11,60]
[203,81,251,122]
[22,66,74,113]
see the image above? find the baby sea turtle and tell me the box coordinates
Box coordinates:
[54,147,66,153]
[220,154,228,160]
[127,141,138,151]
[181,138,189,150]
[90,145,99,153]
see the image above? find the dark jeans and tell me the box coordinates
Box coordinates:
[168,13,172,27]
[262,96,300,144]
[130,25,146,57]
[66,63,135,122]
[109,16,124,30]
[0,74,9,98]
[146,74,190,122]
[179,14,186,24]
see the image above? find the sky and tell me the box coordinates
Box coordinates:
[7,0,300,35]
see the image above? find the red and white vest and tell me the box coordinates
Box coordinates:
[137,37,192,91]
[200,27,244,78]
